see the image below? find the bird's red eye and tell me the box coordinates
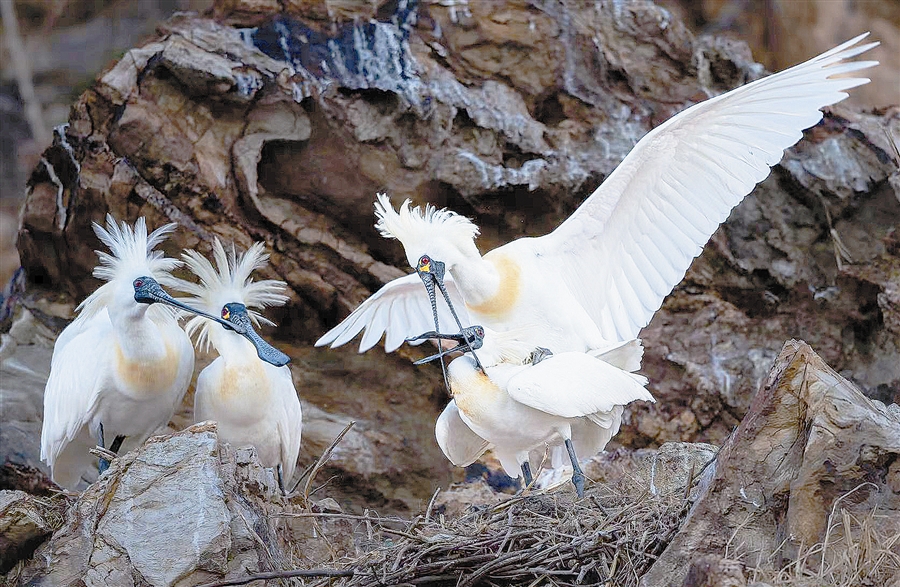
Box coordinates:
[421,256,429,264]
[134,279,144,288]
[221,308,230,320]
[476,327,484,337]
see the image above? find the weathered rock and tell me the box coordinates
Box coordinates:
[0,307,58,494]
[641,340,900,587]
[15,423,353,587]
[0,490,68,575]
[14,0,899,468]
[681,555,746,587]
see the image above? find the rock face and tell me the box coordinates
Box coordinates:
[0,491,67,575]
[14,0,900,464]
[5,339,898,585]
[15,423,352,587]
[641,340,900,587]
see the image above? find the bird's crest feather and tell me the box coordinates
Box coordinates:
[75,214,181,322]
[173,238,289,352]
[374,193,479,247]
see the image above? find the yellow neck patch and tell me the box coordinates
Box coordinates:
[464,254,522,319]
[114,341,180,397]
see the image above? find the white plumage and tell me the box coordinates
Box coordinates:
[174,239,302,486]
[433,331,653,492]
[41,215,195,490]
[316,34,879,354]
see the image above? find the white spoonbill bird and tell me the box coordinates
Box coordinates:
[316,34,879,355]
[41,215,204,490]
[173,238,302,491]
[411,326,653,496]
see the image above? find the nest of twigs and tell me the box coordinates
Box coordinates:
[325,483,689,587]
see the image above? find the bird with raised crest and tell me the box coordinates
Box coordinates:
[410,326,653,497]
[40,215,209,490]
[172,238,301,492]
[316,35,879,357]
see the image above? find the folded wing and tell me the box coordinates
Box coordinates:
[435,399,491,466]
[507,352,654,419]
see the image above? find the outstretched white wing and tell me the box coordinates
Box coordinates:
[315,272,472,353]
[507,353,654,419]
[529,34,878,341]
[435,399,491,466]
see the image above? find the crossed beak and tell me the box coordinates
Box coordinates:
[407,326,485,365]
[133,277,290,367]
[134,278,224,324]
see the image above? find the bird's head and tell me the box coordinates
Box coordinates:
[408,324,539,368]
[374,193,480,272]
[132,274,232,326]
[217,302,291,367]
[415,254,446,282]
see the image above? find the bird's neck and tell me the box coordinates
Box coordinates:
[452,251,521,320]
[210,325,260,365]
[449,253,502,309]
[112,308,170,363]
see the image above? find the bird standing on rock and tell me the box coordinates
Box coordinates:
[41,216,201,490]
[173,238,301,492]
[316,34,879,356]
[412,327,653,497]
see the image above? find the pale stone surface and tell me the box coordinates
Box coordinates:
[17,423,349,587]
[641,340,900,587]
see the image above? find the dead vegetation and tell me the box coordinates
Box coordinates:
[266,484,690,587]
[253,482,899,587]
[739,504,900,587]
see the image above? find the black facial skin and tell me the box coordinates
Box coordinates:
[407,325,485,365]
[218,302,291,367]
[133,277,290,367]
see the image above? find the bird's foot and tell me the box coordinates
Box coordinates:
[564,438,586,499]
[527,347,553,365]
[90,446,118,473]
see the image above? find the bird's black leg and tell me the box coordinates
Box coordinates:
[521,461,533,488]
[565,438,585,498]
[109,435,125,454]
[277,464,286,496]
[97,423,111,473]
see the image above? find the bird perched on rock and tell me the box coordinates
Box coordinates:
[173,238,301,492]
[412,326,653,496]
[41,215,200,490]
[316,34,879,355]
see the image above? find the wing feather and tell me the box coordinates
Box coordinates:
[315,272,471,353]
[273,366,302,483]
[435,400,491,466]
[529,34,877,341]
[507,353,654,419]
[41,317,109,469]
